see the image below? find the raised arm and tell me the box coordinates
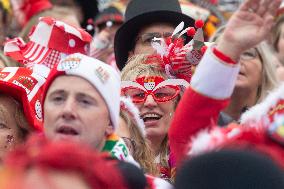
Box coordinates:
[169,0,282,165]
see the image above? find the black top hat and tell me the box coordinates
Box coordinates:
[114,0,195,70]
[175,149,284,189]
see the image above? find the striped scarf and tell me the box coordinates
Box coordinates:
[102,133,139,166]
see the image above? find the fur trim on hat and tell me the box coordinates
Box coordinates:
[188,122,284,169]
[240,83,284,124]
[188,126,241,156]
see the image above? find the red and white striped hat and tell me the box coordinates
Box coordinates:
[4,17,92,69]
[0,66,48,131]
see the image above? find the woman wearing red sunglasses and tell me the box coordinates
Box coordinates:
[121,54,189,182]
[168,0,284,169]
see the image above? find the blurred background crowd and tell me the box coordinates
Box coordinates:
[0,0,284,189]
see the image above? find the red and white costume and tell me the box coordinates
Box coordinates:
[4,17,92,69]
[169,46,240,165]
[146,175,173,189]
[169,44,284,170]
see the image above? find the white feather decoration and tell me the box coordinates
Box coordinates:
[171,21,184,37]
[178,26,190,38]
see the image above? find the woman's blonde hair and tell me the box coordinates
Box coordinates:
[271,14,284,53]
[256,42,279,103]
[210,26,278,104]
[121,54,179,174]
[120,110,158,175]
[121,54,167,81]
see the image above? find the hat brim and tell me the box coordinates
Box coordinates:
[114,10,195,70]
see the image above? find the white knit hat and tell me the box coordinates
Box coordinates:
[42,53,121,130]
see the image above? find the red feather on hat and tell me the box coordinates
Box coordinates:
[150,20,208,83]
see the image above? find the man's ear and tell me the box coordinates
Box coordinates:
[105,121,114,136]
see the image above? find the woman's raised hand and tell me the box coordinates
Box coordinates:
[217,0,282,61]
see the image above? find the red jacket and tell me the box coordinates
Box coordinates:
[169,47,240,165]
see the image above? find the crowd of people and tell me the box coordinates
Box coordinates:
[0,0,284,188]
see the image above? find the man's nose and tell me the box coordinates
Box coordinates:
[61,98,76,120]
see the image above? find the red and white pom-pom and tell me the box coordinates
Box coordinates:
[150,20,208,82]
[151,37,193,82]
[195,19,204,28]
[186,27,196,37]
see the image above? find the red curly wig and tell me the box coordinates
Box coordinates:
[2,134,127,189]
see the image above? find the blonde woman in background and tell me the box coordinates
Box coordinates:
[210,26,279,126]
[270,14,284,81]
[118,97,158,176]
[271,14,284,62]
[121,54,189,182]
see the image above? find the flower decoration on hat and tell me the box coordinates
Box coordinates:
[4,17,92,70]
[150,19,208,83]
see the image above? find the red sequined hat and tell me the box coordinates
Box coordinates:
[0,66,48,131]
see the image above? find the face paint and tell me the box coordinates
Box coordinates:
[6,135,14,144]
[0,95,25,160]
[4,135,15,149]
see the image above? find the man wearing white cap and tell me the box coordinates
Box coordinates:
[41,53,134,162]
